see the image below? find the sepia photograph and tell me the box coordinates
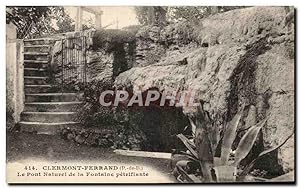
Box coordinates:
[5,5,295,184]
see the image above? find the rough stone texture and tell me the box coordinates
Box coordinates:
[115,7,294,173]
[50,30,114,90]
[255,42,294,173]
[135,25,166,66]
[87,49,113,83]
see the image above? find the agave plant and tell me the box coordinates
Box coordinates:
[172,103,293,183]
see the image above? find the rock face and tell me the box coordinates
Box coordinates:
[115,7,294,173]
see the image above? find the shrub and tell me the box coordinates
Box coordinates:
[172,104,294,182]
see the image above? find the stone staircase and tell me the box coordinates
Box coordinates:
[19,38,82,134]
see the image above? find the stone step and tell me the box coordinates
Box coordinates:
[24,101,83,112]
[24,45,51,48]
[24,38,55,46]
[19,121,81,135]
[24,52,49,56]
[24,60,48,64]
[24,45,51,53]
[24,85,55,93]
[24,68,48,77]
[24,57,49,62]
[24,76,49,85]
[24,53,49,61]
[24,60,49,69]
[25,93,82,102]
[21,112,78,123]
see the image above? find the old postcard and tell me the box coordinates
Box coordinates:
[6,6,295,184]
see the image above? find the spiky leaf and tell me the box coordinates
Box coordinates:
[239,132,294,180]
[176,161,202,183]
[220,103,245,165]
[194,127,213,162]
[188,117,196,136]
[199,161,213,182]
[209,121,220,156]
[233,119,267,166]
[177,134,198,159]
[194,127,214,182]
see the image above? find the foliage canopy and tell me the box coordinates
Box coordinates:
[134,6,247,25]
[6,6,75,38]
